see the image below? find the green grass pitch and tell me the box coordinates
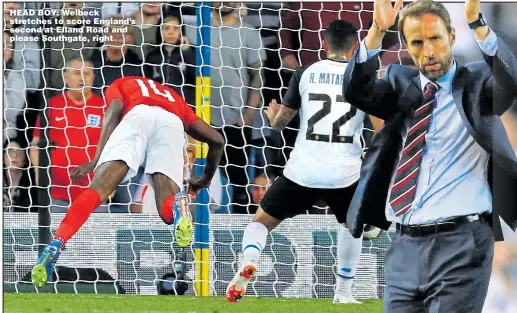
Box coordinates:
[4,294,384,313]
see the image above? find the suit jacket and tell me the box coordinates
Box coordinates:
[342,37,517,241]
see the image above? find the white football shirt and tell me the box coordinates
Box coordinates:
[282,59,366,189]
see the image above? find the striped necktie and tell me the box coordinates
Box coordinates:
[389,82,441,216]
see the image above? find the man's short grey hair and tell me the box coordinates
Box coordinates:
[64,57,93,71]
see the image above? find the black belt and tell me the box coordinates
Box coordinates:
[396,214,482,237]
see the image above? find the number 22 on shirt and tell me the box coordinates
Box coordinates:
[305,93,358,144]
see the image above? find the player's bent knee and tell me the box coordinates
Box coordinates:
[152,172,181,200]
[254,207,280,231]
[160,214,174,225]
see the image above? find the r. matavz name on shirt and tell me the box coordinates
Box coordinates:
[309,72,345,85]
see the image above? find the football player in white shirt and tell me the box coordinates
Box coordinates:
[226,20,380,304]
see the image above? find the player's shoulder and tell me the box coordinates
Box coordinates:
[161,82,184,100]
[110,76,145,88]
[291,64,313,82]
[299,59,346,78]
[111,76,142,85]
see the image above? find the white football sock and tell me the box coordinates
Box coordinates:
[335,226,363,297]
[241,222,268,266]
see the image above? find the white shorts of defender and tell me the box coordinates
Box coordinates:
[95,105,186,190]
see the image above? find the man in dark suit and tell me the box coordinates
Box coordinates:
[342,0,517,312]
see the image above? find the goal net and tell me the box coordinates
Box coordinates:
[3,2,406,298]
[3,213,394,298]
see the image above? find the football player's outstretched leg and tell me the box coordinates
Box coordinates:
[32,77,224,288]
[31,160,128,288]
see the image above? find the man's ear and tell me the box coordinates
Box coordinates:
[450,27,456,46]
[323,39,328,51]
[352,40,359,51]
[346,40,360,60]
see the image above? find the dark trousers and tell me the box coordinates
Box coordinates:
[218,126,251,214]
[384,217,494,313]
